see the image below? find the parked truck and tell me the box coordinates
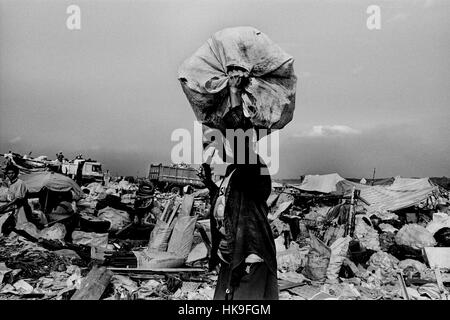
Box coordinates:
[62,159,104,184]
[147,163,204,193]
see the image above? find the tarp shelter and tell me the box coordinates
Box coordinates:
[21,171,84,200]
[289,173,442,214]
[272,181,284,189]
[353,177,440,213]
[289,173,355,195]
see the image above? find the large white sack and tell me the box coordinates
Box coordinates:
[327,236,351,280]
[148,218,175,252]
[167,215,197,259]
[133,249,185,269]
[426,212,450,235]
[354,217,381,251]
[40,223,67,240]
[178,26,297,130]
[395,224,436,250]
[14,222,66,241]
[72,231,109,248]
[98,207,130,231]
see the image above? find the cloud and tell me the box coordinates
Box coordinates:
[294,125,361,138]
[423,0,435,8]
[351,66,364,75]
[299,71,312,78]
[9,136,22,144]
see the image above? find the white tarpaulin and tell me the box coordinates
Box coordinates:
[293,173,346,194]
[356,177,439,213]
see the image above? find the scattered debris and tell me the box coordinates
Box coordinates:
[0,167,449,300]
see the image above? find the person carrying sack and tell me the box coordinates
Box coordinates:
[200,70,278,300]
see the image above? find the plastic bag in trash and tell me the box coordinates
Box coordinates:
[395,224,436,250]
[398,259,427,275]
[277,242,309,273]
[302,233,331,281]
[368,251,399,278]
[354,217,381,251]
[326,236,351,280]
[426,212,450,235]
[15,222,41,239]
[98,207,130,232]
[72,230,108,248]
[178,26,297,130]
[40,223,67,241]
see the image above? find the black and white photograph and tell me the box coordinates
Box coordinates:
[0,0,449,309]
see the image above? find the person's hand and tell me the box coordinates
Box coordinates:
[228,74,242,90]
[202,163,212,178]
[197,163,212,184]
[228,69,247,91]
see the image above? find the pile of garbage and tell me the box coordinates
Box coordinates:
[1,164,450,301]
[270,184,450,300]
[0,169,218,300]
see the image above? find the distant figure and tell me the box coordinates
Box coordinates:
[0,164,33,230]
[56,151,65,163]
[54,152,65,173]
[103,170,111,187]
[75,159,85,186]
[4,151,13,165]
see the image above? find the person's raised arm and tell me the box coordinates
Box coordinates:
[228,71,243,109]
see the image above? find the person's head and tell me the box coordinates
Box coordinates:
[222,106,252,131]
[4,164,19,182]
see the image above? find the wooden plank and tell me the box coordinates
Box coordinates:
[108,267,205,273]
[71,266,113,300]
[397,273,410,300]
[117,274,165,281]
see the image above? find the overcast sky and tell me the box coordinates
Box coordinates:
[1,0,449,178]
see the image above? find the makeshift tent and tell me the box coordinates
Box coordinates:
[288,173,441,213]
[371,177,395,186]
[347,177,395,186]
[289,173,355,195]
[178,26,297,130]
[3,153,48,174]
[272,181,284,189]
[21,171,84,200]
[353,177,440,213]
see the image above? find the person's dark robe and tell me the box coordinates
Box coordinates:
[209,162,278,300]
